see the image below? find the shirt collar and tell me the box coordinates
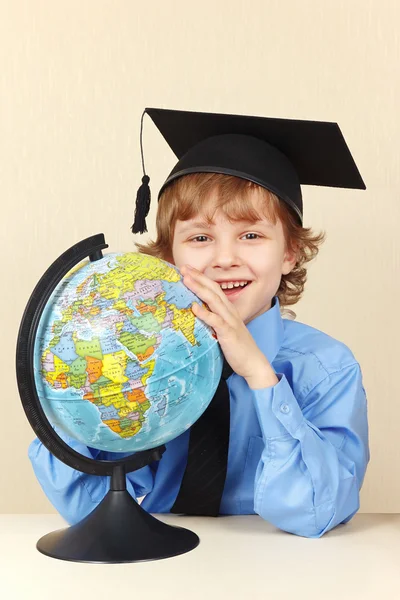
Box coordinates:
[246,296,284,364]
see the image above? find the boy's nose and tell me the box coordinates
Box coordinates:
[212,248,243,269]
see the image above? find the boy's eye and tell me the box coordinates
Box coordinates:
[190,235,209,242]
[243,233,260,240]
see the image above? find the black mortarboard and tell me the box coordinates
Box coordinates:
[131,107,366,234]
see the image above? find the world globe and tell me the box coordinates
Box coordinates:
[16,234,218,563]
[33,249,223,454]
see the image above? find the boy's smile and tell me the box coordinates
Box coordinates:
[171,190,297,325]
[216,280,251,298]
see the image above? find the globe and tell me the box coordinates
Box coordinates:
[33,251,223,454]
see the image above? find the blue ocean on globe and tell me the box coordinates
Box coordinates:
[33,252,223,453]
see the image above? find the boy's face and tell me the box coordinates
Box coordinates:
[170,190,297,324]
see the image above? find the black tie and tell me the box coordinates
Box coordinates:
[170,356,233,517]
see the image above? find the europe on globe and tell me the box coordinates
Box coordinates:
[34,252,223,454]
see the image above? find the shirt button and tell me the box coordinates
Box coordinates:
[280,403,290,414]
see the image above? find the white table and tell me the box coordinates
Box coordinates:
[1,514,399,599]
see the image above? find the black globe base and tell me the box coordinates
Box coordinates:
[37,488,199,563]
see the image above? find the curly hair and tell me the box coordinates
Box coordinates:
[133,172,326,314]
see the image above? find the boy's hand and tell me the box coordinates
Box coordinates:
[180,265,278,388]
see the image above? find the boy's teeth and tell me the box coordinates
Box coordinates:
[220,281,249,289]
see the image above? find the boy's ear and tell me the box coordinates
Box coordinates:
[281,247,298,275]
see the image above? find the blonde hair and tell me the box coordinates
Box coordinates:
[134,173,326,312]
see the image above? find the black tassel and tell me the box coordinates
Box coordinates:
[131,175,151,234]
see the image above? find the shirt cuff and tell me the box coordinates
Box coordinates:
[250,373,305,438]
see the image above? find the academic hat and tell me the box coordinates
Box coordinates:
[131,107,366,234]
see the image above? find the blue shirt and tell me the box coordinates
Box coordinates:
[28,296,370,538]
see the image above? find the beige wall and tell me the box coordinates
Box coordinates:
[1,0,399,514]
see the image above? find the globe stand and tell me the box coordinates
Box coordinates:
[16,234,201,564]
[37,464,199,563]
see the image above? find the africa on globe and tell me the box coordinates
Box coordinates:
[34,252,223,453]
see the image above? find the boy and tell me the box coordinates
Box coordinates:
[29,108,369,538]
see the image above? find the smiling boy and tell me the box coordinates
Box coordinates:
[132,108,370,536]
[28,108,370,538]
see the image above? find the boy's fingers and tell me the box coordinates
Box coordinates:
[184,269,230,302]
[184,275,236,325]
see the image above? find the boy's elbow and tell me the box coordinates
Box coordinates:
[256,490,360,539]
[28,437,107,525]
[256,503,334,538]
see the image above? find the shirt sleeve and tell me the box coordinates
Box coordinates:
[28,426,155,526]
[249,363,370,538]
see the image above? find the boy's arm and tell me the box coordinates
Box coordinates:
[248,362,370,538]
[28,426,155,525]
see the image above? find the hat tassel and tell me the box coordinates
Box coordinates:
[131,175,151,234]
